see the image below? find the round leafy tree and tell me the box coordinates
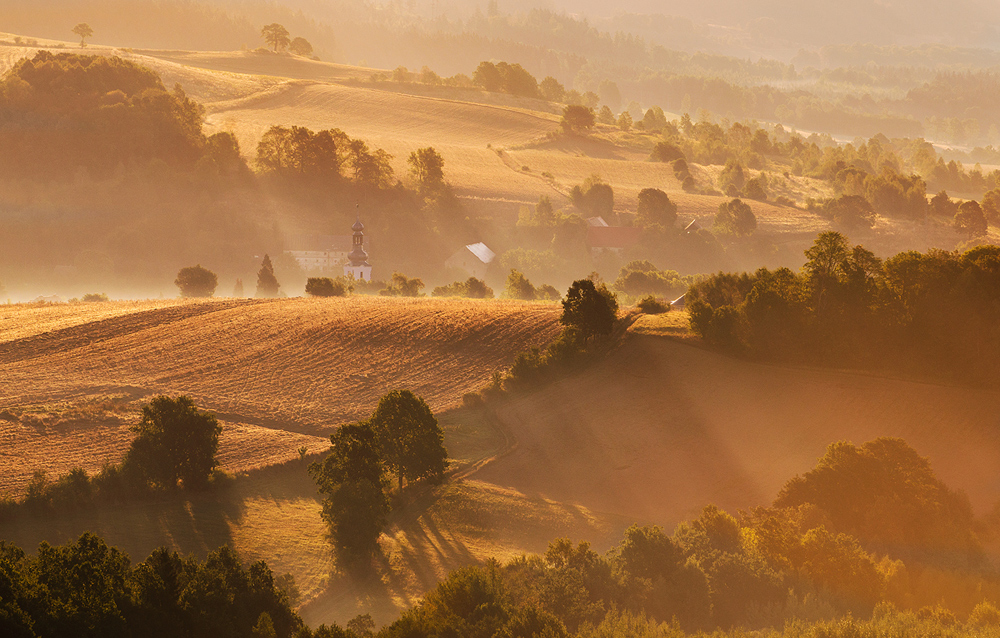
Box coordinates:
[369,390,448,491]
[560,279,618,342]
[124,396,221,489]
[175,265,218,298]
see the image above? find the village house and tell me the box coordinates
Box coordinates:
[445,242,495,280]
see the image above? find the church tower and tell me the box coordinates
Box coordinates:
[344,210,372,281]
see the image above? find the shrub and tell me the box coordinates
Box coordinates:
[82,293,109,302]
[637,295,669,314]
[380,272,425,297]
[432,277,494,298]
[175,265,218,298]
[305,277,347,297]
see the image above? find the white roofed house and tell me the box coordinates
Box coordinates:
[445,242,495,280]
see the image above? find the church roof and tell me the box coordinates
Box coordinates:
[352,218,365,232]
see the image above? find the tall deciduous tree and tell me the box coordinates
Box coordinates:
[636,188,678,228]
[955,200,988,238]
[260,23,290,52]
[72,23,93,47]
[368,390,448,491]
[256,254,280,298]
[714,198,757,237]
[560,279,618,342]
[309,422,389,560]
[408,147,445,192]
[124,396,221,489]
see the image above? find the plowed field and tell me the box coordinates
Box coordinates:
[0,297,561,495]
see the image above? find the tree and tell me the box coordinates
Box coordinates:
[256,255,280,298]
[124,396,221,489]
[597,105,614,125]
[504,269,536,300]
[408,147,445,192]
[260,23,290,52]
[288,37,313,57]
[617,111,632,131]
[718,159,746,195]
[825,194,875,231]
[539,76,565,102]
[309,422,389,560]
[233,279,244,297]
[380,272,424,297]
[175,265,218,298]
[368,390,448,491]
[741,177,768,202]
[650,141,684,163]
[560,279,618,342]
[570,175,613,218]
[72,23,93,47]
[714,198,757,237]
[636,188,678,228]
[306,277,347,297]
[560,105,596,134]
[472,61,502,92]
[955,200,988,238]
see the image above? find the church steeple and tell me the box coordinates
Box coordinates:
[344,204,373,280]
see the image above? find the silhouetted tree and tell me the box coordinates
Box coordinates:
[826,195,875,231]
[636,188,678,228]
[124,396,221,490]
[288,37,313,57]
[570,175,613,218]
[233,278,244,297]
[72,23,93,47]
[955,200,988,238]
[504,269,536,300]
[256,255,280,297]
[408,147,445,192]
[561,279,618,342]
[472,61,502,92]
[309,422,389,560]
[539,76,565,102]
[261,23,290,52]
[175,265,217,298]
[368,390,448,491]
[561,105,596,134]
[714,199,757,237]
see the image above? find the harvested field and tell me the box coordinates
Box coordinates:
[0,297,561,495]
[473,334,1000,527]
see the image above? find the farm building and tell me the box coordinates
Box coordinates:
[587,226,641,257]
[445,242,495,279]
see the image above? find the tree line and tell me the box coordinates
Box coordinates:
[688,231,1000,384]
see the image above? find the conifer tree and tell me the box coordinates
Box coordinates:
[256,255,280,298]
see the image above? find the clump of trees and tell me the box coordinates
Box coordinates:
[175,265,218,298]
[612,261,689,299]
[472,60,539,97]
[714,198,757,237]
[688,232,1000,383]
[255,125,395,189]
[5,396,223,519]
[309,390,447,560]
[305,277,349,297]
[502,269,559,301]
[432,277,493,298]
[380,272,425,297]
[0,533,302,638]
[561,105,596,134]
[570,175,613,218]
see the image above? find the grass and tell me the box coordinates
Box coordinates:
[628,310,694,338]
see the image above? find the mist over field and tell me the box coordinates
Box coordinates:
[5,1,1000,637]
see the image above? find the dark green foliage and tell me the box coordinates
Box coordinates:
[174,265,218,298]
[0,534,301,638]
[561,105,596,133]
[305,277,347,297]
[560,279,618,342]
[309,422,389,560]
[714,198,757,237]
[256,255,280,298]
[432,277,494,298]
[635,188,677,228]
[123,396,221,490]
[379,272,425,297]
[369,390,448,491]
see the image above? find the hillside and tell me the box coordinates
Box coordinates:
[0,296,561,496]
[474,328,1000,526]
